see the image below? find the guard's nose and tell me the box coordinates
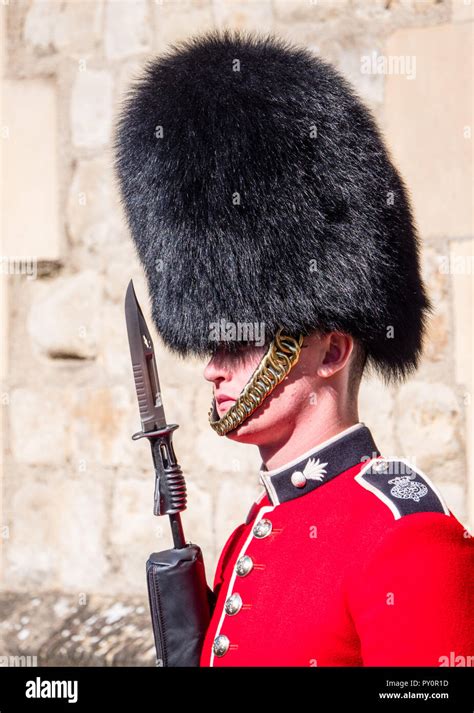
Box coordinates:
[203,350,230,386]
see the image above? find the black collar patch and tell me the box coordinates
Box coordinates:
[259,423,380,506]
[355,458,450,519]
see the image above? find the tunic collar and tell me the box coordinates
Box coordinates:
[258,422,380,506]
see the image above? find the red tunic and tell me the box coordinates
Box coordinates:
[200,423,474,666]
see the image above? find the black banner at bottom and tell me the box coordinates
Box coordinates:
[0,665,471,710]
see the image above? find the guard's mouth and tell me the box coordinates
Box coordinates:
[216,399,235,412]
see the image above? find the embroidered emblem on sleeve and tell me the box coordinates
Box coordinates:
[388,475,428,502]
[354,458,450,519]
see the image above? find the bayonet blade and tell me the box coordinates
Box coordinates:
[125,280,167,433]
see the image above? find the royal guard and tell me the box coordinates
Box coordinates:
[114,32,474,666]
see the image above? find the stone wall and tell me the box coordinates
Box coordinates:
[1,0,472,665]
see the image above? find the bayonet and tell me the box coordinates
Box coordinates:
[125,280,186,548]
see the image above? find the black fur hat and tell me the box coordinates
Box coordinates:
[113,30,431,382]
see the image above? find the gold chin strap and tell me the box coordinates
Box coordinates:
[208,328,304,436]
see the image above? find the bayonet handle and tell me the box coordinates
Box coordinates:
[133,424,187,548]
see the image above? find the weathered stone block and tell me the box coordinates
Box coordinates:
[27,271,101,360]
[384,23,473,238]
[104,0,150,60]
[70,69,113,149]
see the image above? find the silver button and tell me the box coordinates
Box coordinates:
[235,554,253,577]
[213,634,230,657]
[225,592,242,616]
[291,471,307,488]
[373,460,389,473]
[253,518,272,538]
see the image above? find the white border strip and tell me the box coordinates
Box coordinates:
[259,472,280,505]
[255,488,267,504]
[259,422,365,477]
[354,457,451,520]
[209,504,275,667]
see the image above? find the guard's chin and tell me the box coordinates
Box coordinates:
[224,417,267,445]
[210,396,268,444]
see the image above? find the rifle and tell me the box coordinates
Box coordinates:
[125,280,215,666]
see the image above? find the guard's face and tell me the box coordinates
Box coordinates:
[203,334,321,445]
[204,343,267,418]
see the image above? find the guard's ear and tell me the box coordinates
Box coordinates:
[317,333,354,379]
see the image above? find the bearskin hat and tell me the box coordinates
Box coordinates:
[113,30,431,382]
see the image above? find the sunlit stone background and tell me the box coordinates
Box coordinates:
[1,0,472,666]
